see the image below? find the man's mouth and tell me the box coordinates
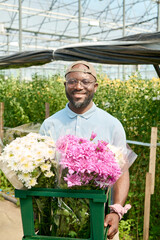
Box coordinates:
[72,92,86,98]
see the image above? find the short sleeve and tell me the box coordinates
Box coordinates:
[111,120,137,172]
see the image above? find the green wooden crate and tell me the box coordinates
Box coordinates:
[15,188,110,240]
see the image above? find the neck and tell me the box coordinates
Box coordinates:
[68,101,93,114]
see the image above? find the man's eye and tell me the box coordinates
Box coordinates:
[82,80,89,85]
[69,80,76,84]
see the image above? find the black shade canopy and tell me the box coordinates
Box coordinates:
[0,50,53,69]
[0,32,160,75]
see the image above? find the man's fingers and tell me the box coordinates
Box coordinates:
[107,225,118,239]
[104,214,110,227]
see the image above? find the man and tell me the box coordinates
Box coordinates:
[40,61,137,239]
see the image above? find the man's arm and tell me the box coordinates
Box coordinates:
[104,170,130,239]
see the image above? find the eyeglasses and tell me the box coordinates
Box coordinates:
[66,79,95,87]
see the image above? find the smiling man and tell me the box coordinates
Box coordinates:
[64,61,98,113]
[40,61,137,239]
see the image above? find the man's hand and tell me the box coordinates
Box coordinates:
[104,213,119,239]
[104,170,130,239]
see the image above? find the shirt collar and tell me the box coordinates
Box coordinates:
[66,102,96,119]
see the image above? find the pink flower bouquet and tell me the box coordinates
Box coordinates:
[56,132,122,189]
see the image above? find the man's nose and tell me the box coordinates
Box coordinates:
[75,81,83,89]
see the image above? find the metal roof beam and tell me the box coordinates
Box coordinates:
[5,27,93,41]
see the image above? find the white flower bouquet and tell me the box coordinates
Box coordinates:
[0,133,57,189]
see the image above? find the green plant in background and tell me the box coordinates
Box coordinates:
[0,72,159,239]
[119,219,135,239]
[0,75,29,127]
[0,170,12,190]
[18,73,67,123]
[0,73,67,127]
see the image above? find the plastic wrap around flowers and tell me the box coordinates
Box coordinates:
[0,133,57,189]
[56,132,123,189]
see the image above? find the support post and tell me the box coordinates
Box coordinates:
[143,172,152,240]
[123,0,125,37]
[19,0,22,81]
[149,127,157,194]
[122,0,126,80]
[78,0,82,42]
[19,0,22,52]
[0,102,4,152]
[157,0,160,31]
[143,127,158,240]
[45,102,50,119]
[153,64,160,78]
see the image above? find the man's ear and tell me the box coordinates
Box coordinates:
[94,82,98,93]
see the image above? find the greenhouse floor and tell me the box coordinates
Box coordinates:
[0,199,23,240]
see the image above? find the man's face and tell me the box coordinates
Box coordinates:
[64,64,98,112]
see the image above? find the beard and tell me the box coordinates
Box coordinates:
[65,89,95,109]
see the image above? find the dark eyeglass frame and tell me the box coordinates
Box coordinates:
[65,78,96,87]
